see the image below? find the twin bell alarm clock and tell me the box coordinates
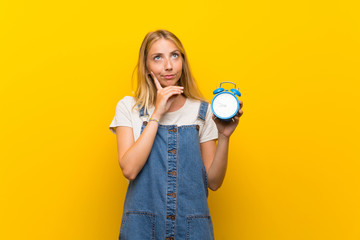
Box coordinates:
[211,81,241,121]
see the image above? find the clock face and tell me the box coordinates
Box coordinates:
[212,92,239,119]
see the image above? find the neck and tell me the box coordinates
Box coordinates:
[167,94,186,112]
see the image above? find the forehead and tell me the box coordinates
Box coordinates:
[148,38,179,53]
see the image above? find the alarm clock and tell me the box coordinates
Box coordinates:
[211,81,241,121]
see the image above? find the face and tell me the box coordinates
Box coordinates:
[146,38,183,88]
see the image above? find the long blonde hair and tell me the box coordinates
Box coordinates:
[132,29,206,113]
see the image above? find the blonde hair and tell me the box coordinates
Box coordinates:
[131,29,206,113]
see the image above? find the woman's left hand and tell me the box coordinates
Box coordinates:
[212,101,243,138]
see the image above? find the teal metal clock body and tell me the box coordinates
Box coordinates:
[211,82,241,121]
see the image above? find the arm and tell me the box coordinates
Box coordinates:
[115,72,183,181]
[115,121,159,181]
[200,101,244,191]
[200,136,229,191]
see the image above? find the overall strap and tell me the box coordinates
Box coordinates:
[138,105,149,118]
[197,101,208,121]
[139,105,150,127]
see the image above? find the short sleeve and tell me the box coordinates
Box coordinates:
[109,96,133,134]
[199,104,218,143]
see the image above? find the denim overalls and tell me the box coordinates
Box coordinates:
[119,101,215,240]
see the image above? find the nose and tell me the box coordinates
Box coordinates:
[164,58,173,71]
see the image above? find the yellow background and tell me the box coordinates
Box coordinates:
[1,0,359,239]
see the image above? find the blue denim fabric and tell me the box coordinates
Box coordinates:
[119,102,214,240]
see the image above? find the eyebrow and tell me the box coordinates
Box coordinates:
[150,50,180,57]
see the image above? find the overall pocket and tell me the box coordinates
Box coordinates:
[119,211,156,240]
[186,215,214,240]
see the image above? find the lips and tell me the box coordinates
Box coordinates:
[163,74,175,79]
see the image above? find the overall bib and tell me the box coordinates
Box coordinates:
[119,101,215,240]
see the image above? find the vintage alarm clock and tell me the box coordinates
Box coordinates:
[211,81,241,121]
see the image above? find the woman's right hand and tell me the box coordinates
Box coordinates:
[117,72,183,181]
[150,71,183,119]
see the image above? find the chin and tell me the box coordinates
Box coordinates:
[169,81,180,86]
[160,79,180,87]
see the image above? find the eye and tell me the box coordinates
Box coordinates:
[154,56,160,60]
[172,53,179,58]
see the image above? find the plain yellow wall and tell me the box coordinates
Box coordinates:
[1,0,359,239]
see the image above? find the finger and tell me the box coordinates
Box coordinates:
[158,87,183,100]
[230,116,239,124]
[239,100,243,109]
[236,109,243,117]
[151,71,162,90]
[160,88,183,102]
[160,86,184,94]
[164,89,183,98]
[212,114,220,123]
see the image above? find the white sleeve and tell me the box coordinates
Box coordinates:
[109,97,133,134]
[199,105,218,143]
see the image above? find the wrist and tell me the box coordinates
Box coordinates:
[148,117,160,125]
[151,111,162,120]
[218,133,230,141]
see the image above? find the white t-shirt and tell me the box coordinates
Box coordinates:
[109,96,218,143]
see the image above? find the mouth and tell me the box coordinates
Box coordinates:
[162,74,176,79]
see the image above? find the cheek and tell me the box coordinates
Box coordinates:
[175,60,183,71]
[147,62,161,73]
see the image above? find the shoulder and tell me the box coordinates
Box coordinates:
[197,99,218,142]
[184,98,213,119]
[186,98,214,123]
[189,98,212,113]
[116,96,137,111]
[117,96,136,106]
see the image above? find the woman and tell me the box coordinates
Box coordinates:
[109,29,243,240]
